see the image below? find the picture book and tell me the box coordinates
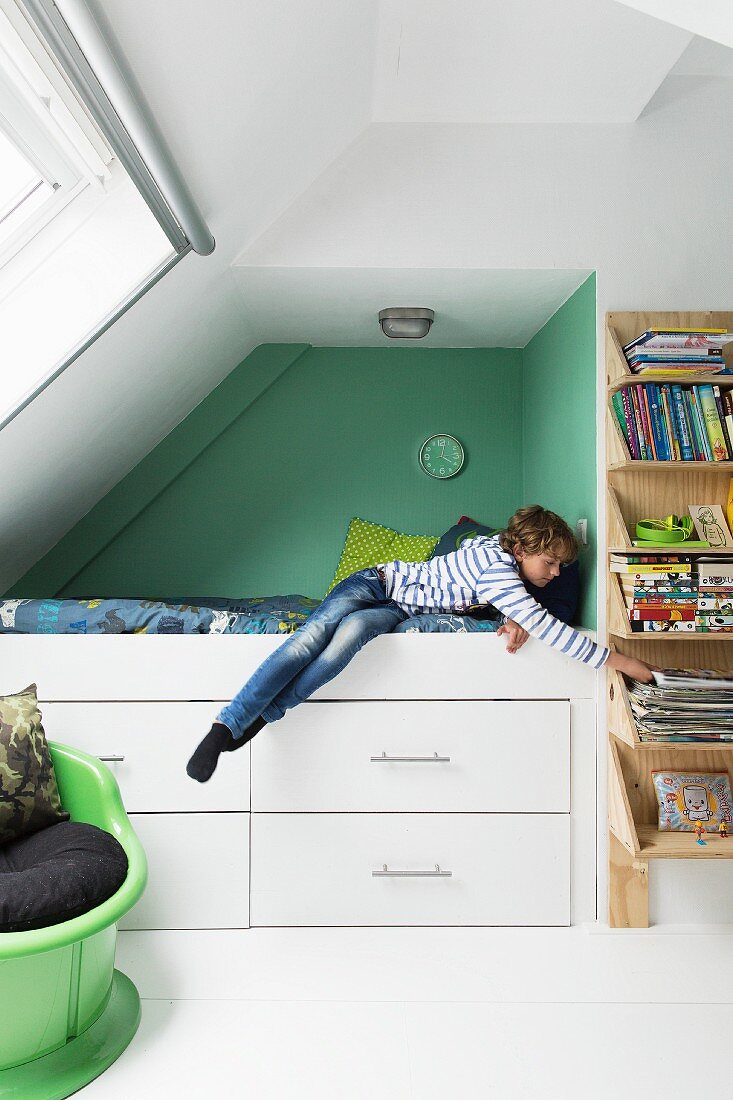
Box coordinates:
[652,771,733,833]
[688,505,733,548]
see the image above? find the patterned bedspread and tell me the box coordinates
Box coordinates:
[0,595,499,636]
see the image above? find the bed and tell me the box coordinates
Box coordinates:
[0,558,593,928]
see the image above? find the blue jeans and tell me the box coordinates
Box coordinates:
[216,568,409,737]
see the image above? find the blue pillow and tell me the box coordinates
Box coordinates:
[524,559,579,625]
[431,518,498,558]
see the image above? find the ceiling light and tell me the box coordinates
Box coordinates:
[378,307,434,339]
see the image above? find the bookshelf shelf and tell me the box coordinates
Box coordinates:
[609,461,733,472]
[636,827,733,859]
[609,373,733,395]
[605,311,733,928]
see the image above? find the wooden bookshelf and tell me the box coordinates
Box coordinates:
[605,312,733,928]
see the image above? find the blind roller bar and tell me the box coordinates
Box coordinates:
[21,0,214,255]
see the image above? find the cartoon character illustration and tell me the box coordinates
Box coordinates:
[0,599,29,629]
[209,610,232,634]
[683,784,714,822]
[98,609,126,634]
[706,615,733,631]
[694,506,727,547]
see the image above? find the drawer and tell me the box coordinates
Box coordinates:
[121,813,249,929]
[250,813,569,926]
[252,702,569,812]
[42,703,249,812]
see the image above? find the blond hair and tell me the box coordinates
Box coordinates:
[499,505,578,563]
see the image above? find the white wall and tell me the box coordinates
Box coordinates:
[0,0,378,594]
[239,74,733,925]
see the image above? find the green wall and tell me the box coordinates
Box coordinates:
[11,277,597,624]
[523,273,597,626]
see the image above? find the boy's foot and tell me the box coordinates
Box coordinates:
[186,722,231,782]
[223,715,267,750]
[186,717,268,782]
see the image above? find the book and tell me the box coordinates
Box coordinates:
[630,385,650,459]
[651,669,733,689]
[611,553,692,562]
[626,600,698,610]
[633,364,727,376]
[613,390,640,459]
[697,561,733,584]
[671,384,694,461]
[714,385,732,456]
[630,608,695,621]
[628,353,724,364]
[611,562,692,573]
[688,388,712,459]
[640,386,657,459]
[648,385,668,460]
[629,619,696,632]
[627,344,726,356]
[723,390,733,464]
[623,330,728,353]
[620,387,641,458]
[698,383,729,460]
[661,384,680,459]
[683,388,704,459]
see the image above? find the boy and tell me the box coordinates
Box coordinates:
[187,505,655,782]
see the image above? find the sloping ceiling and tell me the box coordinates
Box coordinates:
[0,0,723,592]
[614,1,733,49]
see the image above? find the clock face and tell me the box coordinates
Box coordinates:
[419,434,465,479]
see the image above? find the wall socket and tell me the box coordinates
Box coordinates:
[575,518,588,547]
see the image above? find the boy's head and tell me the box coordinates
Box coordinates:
[499,505,578,588]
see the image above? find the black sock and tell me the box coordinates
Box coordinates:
[186,717,268,782]
[186,722,232,783]
[223,715,267,750]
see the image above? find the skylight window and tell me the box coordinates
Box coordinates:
[0,127,53,245]
[0,0,213,429]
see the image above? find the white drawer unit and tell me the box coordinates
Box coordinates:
[121,812,250,930]
[0,634,595,928]
[252,701,569,812]
[42,702,249,812]
[250,813,570,927]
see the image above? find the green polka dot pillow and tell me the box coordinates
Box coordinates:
[326,518,439,595]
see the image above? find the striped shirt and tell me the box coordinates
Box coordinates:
[381,534,609,669]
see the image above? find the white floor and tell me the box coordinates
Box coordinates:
[76,925,733,1099]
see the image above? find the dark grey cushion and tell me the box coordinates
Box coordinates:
[0,820,128,933]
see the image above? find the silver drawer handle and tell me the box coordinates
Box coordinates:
[97,754,125,763]
[372,864,452,877]
[370,751,451,763]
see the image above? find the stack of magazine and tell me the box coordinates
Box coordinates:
[627,668,733,742]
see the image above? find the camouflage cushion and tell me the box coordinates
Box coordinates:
[0,684,68,845]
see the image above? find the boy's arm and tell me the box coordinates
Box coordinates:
[606,650,659,684]
[477,572,609,669]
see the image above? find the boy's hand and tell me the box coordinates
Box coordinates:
[497,619,529,654]
[607,652,661,684]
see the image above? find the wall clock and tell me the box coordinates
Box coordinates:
[419,434,465,479]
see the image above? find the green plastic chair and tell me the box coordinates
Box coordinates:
[0,742,147,1100]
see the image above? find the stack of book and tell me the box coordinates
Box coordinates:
[622,329,733,376]
[626,668,733,743]
[696,559,733,633]
[611,553,697,633]
[611,382,733,461]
